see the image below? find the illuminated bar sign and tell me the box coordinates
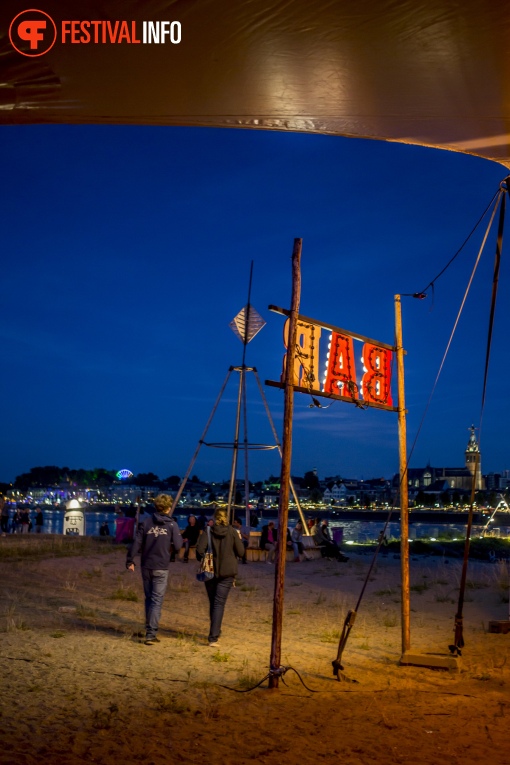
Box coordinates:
[266,305,398,412]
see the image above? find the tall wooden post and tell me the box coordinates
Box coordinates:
[268,238,302,689]
[395,295,410,655]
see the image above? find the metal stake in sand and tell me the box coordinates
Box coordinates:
[268,238,302,689]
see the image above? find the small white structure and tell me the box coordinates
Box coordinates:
[63,499,85,536]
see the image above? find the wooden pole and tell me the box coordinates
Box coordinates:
[268,238,302,689]
[253,369,310,534]
[395,295,410,655]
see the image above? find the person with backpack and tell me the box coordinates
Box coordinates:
[196,506,245,647]
[126,494,182,645]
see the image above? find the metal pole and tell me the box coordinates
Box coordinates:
[395,295,410,655]
[242,368,251,527]
[269,238,302,689]
[227,368,243,522]
[230,260,253,525]
[171,369,233,514]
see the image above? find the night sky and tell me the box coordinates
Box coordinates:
[1,125,508,485]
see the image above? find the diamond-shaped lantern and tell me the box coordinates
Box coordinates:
[229,304,266,344]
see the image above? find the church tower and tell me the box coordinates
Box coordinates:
[465,425,483,490]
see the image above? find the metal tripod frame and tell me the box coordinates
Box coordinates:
[170,365,308,529]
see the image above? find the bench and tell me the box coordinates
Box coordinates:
[245,531,322,562]
[177,530,323,563]
[176,546,196,561]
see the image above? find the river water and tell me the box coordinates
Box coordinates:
[14,508,507,542]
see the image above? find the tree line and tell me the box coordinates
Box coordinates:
[7,467,323,495]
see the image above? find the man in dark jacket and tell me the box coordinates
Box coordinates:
[316,519,349,562]
[181,514,201,561]
[126,493,182,645]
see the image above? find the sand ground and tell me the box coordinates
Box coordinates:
[1,540,509,765]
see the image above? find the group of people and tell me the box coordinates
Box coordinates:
[259,520,304,563]
[259,517,348,563]
[0,500,44,535]
[126,496,349,646]
[309,516,350,562]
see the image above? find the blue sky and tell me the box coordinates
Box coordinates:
[1,125,508,484]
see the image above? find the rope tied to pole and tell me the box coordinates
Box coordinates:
[219,665,320,694]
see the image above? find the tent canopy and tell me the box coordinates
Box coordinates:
[1,0,509,167]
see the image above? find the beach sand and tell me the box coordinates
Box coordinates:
[1,540,509,765]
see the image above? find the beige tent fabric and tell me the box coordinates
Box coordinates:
[1,0,509,166]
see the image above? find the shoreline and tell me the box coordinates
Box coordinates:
[9,502,510,527]
[1,532,509,563]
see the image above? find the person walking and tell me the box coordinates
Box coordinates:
[11,508,21,534]
[181,514,200,561]
[196,506,245,646]
[126,493,182,645]
[34,507,44,533]
[0,498,9,535]
[20,507,30,533]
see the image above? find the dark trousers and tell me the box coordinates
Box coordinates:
[183,540,196,560]
[321,541,341,559]
[141,568,169,639]
[204,575,234,642]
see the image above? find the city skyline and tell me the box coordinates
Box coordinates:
[1,126,509,484]
[6,421,503,489]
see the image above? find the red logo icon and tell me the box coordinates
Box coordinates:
[9,9,57,57]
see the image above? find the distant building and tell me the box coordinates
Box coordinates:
[322,478,390,506]
[323,482,347,504]
[484,473,503,491]
[465,424,483,490]
[398,425,485,502]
